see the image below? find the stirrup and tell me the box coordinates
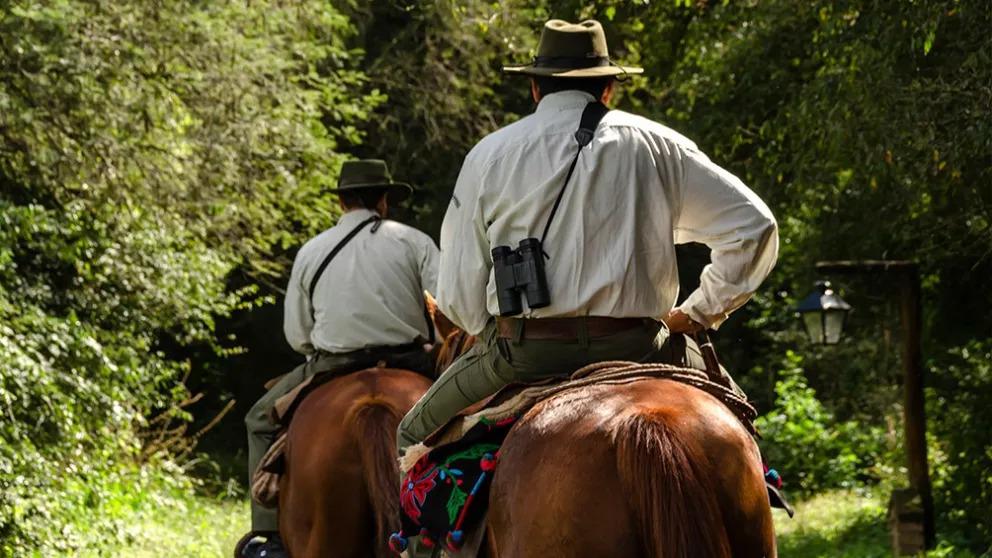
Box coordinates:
[233,531,260,557]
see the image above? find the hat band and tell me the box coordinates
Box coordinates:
[339,174,393,188]
[533,55,610,69]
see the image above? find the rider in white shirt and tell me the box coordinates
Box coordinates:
[241,159,439,558]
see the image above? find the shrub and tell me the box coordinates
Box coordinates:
[756,351,888,494]
[928,340,992,547]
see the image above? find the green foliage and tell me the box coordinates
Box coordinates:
[756,351,890,494]
[0,0,378,552]
[928,339,992,543]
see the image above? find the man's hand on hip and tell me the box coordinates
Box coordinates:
[663,308,705,334]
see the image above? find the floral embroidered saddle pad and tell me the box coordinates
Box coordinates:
[389,360,788,555]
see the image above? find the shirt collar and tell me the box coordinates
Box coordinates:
[337,207,380,226]
[535,90,597,114]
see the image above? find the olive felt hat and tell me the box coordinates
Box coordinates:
[503,19,643,78]
[330,159,413,203]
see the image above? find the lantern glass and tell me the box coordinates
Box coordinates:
[824,308,847,345]
[802,310,825,344]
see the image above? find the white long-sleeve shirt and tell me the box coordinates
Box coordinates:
[437,90,778,336]
[284,208,440,355]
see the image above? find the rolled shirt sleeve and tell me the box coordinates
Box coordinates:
[436,155,492,335]
[283,253,316,355]
[673,147,779,329]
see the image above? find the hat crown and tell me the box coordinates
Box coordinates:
[502,18,642,77]
[536,19,609,61]
[339,159,392,188]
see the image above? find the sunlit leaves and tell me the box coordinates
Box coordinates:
[0,0,377,552]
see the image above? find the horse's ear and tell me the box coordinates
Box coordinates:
[424,290,458,341]
[424,290,438,316]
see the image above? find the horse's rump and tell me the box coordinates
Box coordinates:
[280,368,431,558]
[488,379,775,558]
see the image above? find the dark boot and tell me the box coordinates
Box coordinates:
[238,531,287,558]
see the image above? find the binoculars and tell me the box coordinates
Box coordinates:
[491,238,551,316]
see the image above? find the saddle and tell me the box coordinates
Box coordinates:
[389,359,790,556]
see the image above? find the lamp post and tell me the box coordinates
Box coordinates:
[798,260,934,554]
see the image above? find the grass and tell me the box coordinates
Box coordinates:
[774,489,891,557]
[93,494,248,558]
[102,487,979,557]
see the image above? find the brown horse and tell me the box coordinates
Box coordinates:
[434,330,775,557]
[278,368,431,557]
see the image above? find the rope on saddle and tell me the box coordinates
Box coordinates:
[569,360,759,437]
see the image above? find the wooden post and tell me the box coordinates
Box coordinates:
[897,266,935,550]
[814,260,936,552]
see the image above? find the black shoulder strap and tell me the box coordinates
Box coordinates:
[422,302,436,345]
[539,102,610,251]
[308,215,380,310]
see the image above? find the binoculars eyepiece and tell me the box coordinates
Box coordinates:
[492,237,551,316]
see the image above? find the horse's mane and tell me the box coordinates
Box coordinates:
[435,329,476,372]
[424,292,476,373]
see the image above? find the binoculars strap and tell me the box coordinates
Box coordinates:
[306,215,436,345]
[308,215,381,317]
[539,102,611,253]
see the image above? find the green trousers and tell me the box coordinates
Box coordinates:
[396,319,741,454]
[246,346,430,532]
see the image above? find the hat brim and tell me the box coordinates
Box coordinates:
[330,182,413,203]
[502,64,643,78]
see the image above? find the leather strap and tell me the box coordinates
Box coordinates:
[314,341,424,360]
[539,102,610,256]
[305,215,435,344]
[692,330,732,390]
[308,215,380,317]
[496,317,652,341]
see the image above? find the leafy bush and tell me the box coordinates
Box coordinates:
[756,351,889,494]
[0,0,378,552]
[928,340,992,547]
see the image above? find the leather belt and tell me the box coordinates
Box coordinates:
[496,317,655,341]
[315,341,423,360]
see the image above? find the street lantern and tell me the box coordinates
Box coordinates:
[796,280,851,345]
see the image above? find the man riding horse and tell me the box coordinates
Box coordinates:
[240,160,439,558]
[397,14,778,490]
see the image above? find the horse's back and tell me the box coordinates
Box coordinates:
[489,379,775,558]
[280,368,431,558]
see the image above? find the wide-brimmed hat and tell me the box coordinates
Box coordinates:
[330,159,412,203]
[503,19,643,78]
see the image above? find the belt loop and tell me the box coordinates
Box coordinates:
[512,319,524,346]
[577,317,590,349]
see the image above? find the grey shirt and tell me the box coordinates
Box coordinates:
[284,208,439,354]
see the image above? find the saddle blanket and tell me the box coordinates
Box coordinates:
[389,361,784,556]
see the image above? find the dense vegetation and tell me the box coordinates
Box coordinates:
[1,0,989,555]
[0,1,376,553]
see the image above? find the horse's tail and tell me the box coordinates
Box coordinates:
[613,411,731,558]
[349,396,402,558]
